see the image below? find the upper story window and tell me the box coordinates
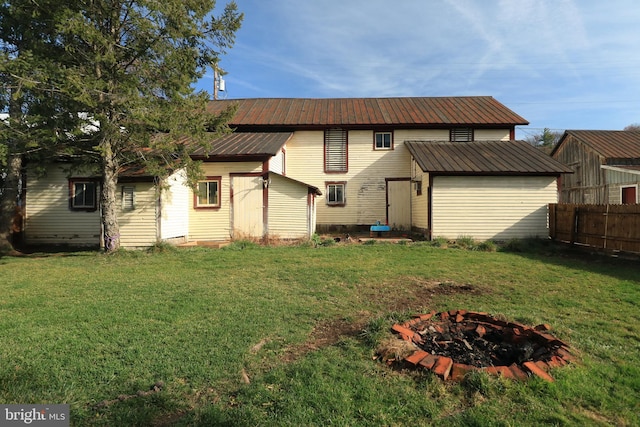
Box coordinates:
[324,128,347,173]
[451,128,473,142]
[195,177,221,209]
[374,131,393,150]
[69,179,98,211]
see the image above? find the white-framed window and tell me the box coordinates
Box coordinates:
[374,131,393,150]
[195,177,221,208]
[326,182,346,206]
[324,128,347,172]
[450,128,473,142]
[121,186,135,211]
[69,179,98,211]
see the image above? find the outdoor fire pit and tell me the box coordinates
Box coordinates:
[386,310,575,381]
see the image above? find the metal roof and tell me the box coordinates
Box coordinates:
[406,140,573,175]
[189,132,292,158]
[206,97,528,128]
[552,130,640,160]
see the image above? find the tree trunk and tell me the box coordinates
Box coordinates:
[101,138,120,252]
[0,155,23,254]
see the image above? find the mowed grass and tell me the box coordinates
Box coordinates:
[0,241,638,426]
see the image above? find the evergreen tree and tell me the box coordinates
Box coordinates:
[0,0,242,252]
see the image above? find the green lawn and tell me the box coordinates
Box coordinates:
[0,241,638,426]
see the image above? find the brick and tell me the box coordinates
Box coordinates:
[547,355,567,368]
[392,324,415,337]
[405,350,429,366]
[418,353,439,370]
[440,311,450,321]
[523,361,555,382]
[534,360,550,371]
[508,363,529,380]
[534,323,551,332]
[419,311,436,321]
[450,363,476,381]
[448,309,458,317]
[455,314,464,323]
[484,365,511,378]
[556,347,576,362]
[432,356,454,380]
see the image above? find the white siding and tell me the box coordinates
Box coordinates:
[411,160,429,232]
[160,169,189,240]
[118,182,158,248]
[269,146,285,174]
[188,162,262,241]
[474,129,511,141]
[286,129,413,227]
[24,166,101,246]
[268,174,311,239]
[432,176,558,240]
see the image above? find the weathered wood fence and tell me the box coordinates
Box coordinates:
[549,204,640,254]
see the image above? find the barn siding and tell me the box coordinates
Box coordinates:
[117,182,158,248]
[553,135,607,203]
[268,174,311,239]
[188,161,262,241]
[24,166,101,246]
[431,176,558,240]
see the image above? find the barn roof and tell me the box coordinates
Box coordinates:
[206,97,528,128]
[551,130,640,161]
[406,140,573,175]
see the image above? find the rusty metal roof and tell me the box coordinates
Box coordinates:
[206,97,528,128]
[406,140,573,175]
[552,130,640,161]
[189,132,292,158]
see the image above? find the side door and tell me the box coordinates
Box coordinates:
[232,175,264,238]
[386,179,411,231]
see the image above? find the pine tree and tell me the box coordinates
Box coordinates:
[1,0,242,252]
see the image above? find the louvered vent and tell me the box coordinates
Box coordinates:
[324,128,347,172]
[451,128,473,142]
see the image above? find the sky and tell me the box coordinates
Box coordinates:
[196,0,640,140]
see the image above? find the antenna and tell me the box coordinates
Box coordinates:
[213,65,226,100]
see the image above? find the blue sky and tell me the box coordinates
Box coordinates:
[196,0,640,140]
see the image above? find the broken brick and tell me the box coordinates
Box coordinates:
[405,350,429,366]
[523,361,555,382]
[451,363,475,381]
[432,356,454,380]
[418,353,439,370]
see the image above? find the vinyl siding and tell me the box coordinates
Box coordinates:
[117,182,158,248]
[188,161,262,241]
[286,129,414,227]
[268,174,311,239]
[411,159,429,231]
[432,176,558,240]
[24,166,101,246]
[160,169,189,240]
[474,129,510,141]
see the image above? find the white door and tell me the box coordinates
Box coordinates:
[232,176,264,238]
[387,179,411,231]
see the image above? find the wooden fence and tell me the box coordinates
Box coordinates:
[549,204,640,254]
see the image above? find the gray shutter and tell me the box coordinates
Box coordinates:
[324,128,347,171]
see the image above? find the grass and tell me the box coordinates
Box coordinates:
[0,240,638,426]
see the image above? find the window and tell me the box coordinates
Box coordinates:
[195,177,221,208]
[326,182,346,206]
[69,179,97,211]
[122,186,135,211]
[450,128,473,142]
[374,131,393,150]
[415,180,423,196]
[324,128,347,172]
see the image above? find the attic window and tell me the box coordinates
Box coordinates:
[324,128,348,172]
[69,179,98,211]
[451,128,473,142]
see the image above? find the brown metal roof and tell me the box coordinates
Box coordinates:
[189,132,292,158]
[406,140,573,175]
[206,97,528,128]
[551,130,640,161]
